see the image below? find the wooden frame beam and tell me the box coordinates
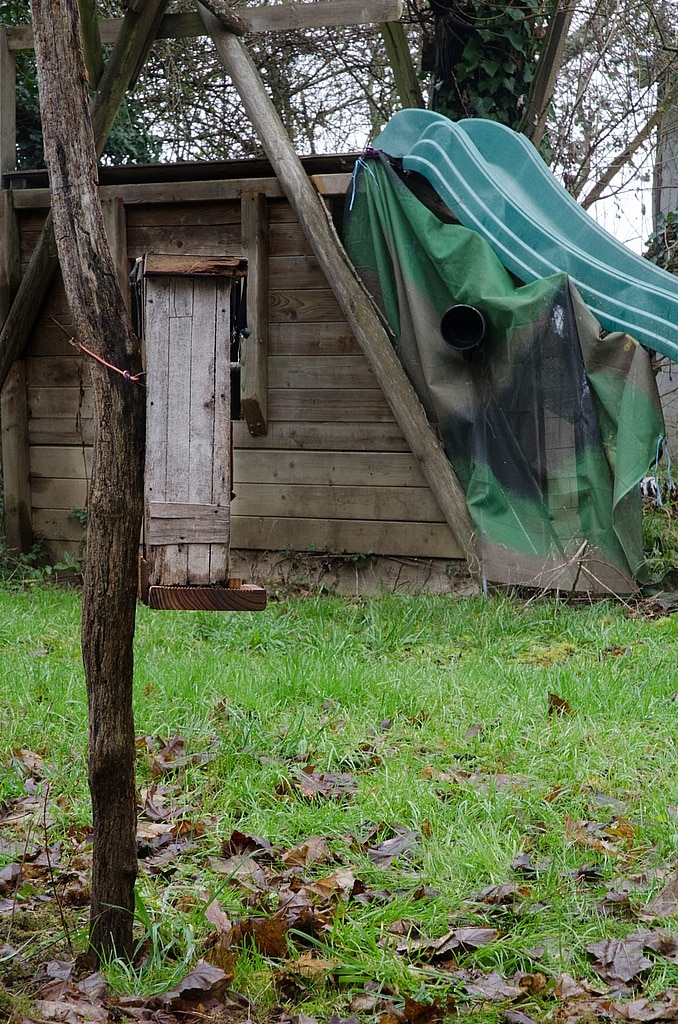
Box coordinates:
[199,4,476,564]
[5,1,403,50]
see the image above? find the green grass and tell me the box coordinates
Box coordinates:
[1,585,678,1021]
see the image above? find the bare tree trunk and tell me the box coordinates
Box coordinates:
[30,0,144,959]
[652,5,678,223]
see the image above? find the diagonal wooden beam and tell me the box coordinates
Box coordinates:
[198,3,476,564]
[0,0,167,387]
[380,21,424,109]
[517,0,574,148]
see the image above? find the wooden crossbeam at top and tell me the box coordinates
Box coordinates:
[5,0,404,50]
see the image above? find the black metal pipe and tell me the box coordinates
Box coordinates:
[440,304,485,351]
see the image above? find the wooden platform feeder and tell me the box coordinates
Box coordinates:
[137,252,266,611]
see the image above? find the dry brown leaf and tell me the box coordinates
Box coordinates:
[504,1011,542,1024]
[158,959,231,1009]
[554,972,593,999]
[611,991,678,1021]
[368,830,420,866]
[548,692,573,715]
[587,935,653,984]
[640,869,678,921]
[284,950,336,981]
[204,896,232,934]
[397,925,499,960]
[222,829,273,858]
[293,768,358,802]
[281,836,330,868]
[305,867,356,901]
[0,862,21,894]
[238,915,290,958]
[463,971,523,1002]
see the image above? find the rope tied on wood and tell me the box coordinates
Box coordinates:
[49,316,146,386]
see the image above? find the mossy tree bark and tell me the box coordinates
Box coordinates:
[30,0,145,959]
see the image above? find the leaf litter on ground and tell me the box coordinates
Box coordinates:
[3,589,678,1023]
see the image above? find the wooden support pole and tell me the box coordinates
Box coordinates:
[0,0,167,388]
[199,5,476,564]
[101,196,131,311]
[517,1,574,148]
[78,0,105,87]
[0,26,16,174]
[240,191,268,435]
[380,21,424,110]
[1,361,32,552]
[0,188,19,324]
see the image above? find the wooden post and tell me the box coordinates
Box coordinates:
[78,0,105,87]
[101,196,131,311]
[380,21,424,110]
[240,191,268,435]
[0,188,19,325]
[0,26,15,174]
[198,6,477,565]
[1,361,32,552]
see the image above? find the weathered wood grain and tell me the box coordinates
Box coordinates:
[269,289,344,323]
[232,420,410,452]
[231,516,462,560]
[31,444,92,478]
[0,27,15,176]
[1,361,32,550]
[268,322,361,356]
[6,1,403,49]
[267,388,394,422]
[268,355,377,390]
[143,266,232,586]
[233,449,428,487]
[231,482,444,523]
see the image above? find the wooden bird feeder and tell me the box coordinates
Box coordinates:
[137,252,266,611]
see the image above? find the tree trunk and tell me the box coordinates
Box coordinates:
[652,5,678,223]
[30,0,145,959]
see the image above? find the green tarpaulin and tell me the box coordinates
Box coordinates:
[343,152,665,594]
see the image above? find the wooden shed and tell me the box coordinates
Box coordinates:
[0,3,478,595]
[0,153,470,593]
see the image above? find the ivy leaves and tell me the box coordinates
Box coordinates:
[430,0,543,129]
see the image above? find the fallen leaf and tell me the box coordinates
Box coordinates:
[640,869,678,920]
[611,991,678,1020]
[238,915,290,958]
[397,925,499,960]
[292,767,358,802]
[554,972,594,999]
[504,1011,542,1024]
[464,971,523,1002]
[548,692,573,715]
[0,862,21,894]
[281,836,330,868]
[368,830,420,866]
[158,960,230,1008]
[222,829,273,858]
[587,935,653,984]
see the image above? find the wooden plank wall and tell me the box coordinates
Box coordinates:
[12,177,464,570]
